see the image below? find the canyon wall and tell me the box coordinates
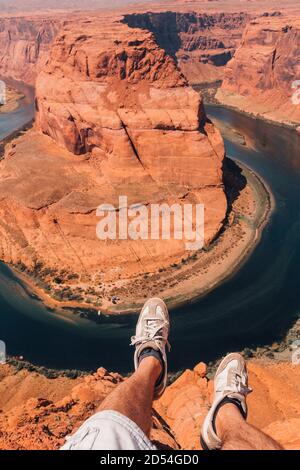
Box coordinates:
[0,16,62,83]
[1,8,299,127]
[0,11,250,87]
[123,11,251,84]
[217,14,300,126]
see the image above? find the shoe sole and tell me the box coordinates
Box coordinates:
[200,435,211,451]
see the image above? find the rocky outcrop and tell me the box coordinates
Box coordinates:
[0,16,61,83]
[155,360,300,450]
[35,19,225,186]
[0,359,299,450]
[0,17,227,305]
[0,363,177,450]
[123,11,251,84]
[217,15,300,126]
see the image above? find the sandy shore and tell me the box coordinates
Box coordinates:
[10,157,274,317]
[106,159,274,314]
[197,82,300,131]
[217,100,299,131]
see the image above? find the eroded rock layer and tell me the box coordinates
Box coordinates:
[217,14,300,126]
[123,11,251,84]
[0,17,227,297]
[0,9,251,87]
[0,16,62,83]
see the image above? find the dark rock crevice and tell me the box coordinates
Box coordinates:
[122,11,251,69]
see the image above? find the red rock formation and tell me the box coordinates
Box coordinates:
[0,360,299,450]
[155,360,300,450]
[36,19,225,187]
[123,11,251,84]
[2,5,298,308]
[0,16,61,83]
[217,14,300,126]
[0,364,177,450]
[0,17,227,302]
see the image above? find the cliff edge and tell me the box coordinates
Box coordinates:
[0,359,299,450]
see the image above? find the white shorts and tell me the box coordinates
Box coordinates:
[61,410,157,450]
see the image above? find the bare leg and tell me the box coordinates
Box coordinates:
[97,356,161,437]
[216,404,283,450]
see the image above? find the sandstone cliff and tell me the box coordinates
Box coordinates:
[217,14,300,126]
[0,9,251,87]
[1,6,298,311]
[0,359,299,450]
[0,16,61,83]
[0,17,227,308]
[123,11,250,85]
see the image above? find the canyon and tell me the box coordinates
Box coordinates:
[2,0,298,310]
[217,13,300,127]
[0,16,62,84]
[122,10,251,85]
[1,2,299,127]
[0,13,230,310]
[0,10,248,85]
[0,0,300,451]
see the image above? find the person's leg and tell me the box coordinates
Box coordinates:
[61,298,170,450]
[96,297,170,437]
[97,356,161,437]
[201,353,283,450]
[216,403,283,450]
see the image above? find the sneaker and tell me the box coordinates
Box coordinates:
[130,298,171,398]
[201,353,252,450]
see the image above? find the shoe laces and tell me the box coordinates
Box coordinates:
[131,317,171,351]
[231,371,252,395]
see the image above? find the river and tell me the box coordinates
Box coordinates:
[0,83,299,373]
[0,77,35,139]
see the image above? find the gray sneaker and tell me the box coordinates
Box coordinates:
[201,353,253,450]
[130,298,171,398]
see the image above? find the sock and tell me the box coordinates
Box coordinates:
[139,347,164,385]
[212,397,247,436]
